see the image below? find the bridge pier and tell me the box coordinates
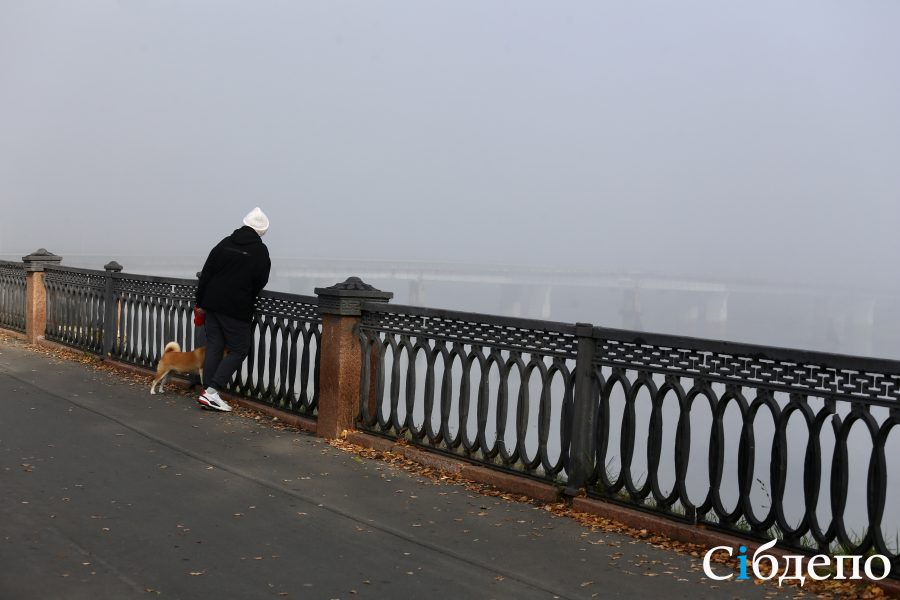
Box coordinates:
[498,284,552,319]
[702,291,729,340]
[536,284,552,319]
[408,278,427,306]
[811,297,841,352]
[619,287,643,331]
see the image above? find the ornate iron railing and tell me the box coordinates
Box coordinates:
[235,291,321,415]
[357,303,578,483]
[34,266,322,417]
[586,327,900,569]
[43,266,107,354]
[109,273,200,368]
[0,261,26,333]
[6,259,900,574]
[108,273,321,417]
[358,305,900,575]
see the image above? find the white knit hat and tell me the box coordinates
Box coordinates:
[243,207,269,236]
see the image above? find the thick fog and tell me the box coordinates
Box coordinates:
[2,1,899,352]
[4,2,900,541]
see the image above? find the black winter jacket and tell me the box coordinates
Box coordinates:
[196,226,271,322]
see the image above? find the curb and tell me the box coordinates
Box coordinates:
[343,431,560,503]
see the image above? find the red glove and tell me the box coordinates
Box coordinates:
[193,307,206,326]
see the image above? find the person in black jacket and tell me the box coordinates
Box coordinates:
[194,207,271,411]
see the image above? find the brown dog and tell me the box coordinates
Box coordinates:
[150,342,206,395]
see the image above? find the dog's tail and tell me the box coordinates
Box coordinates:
[163,341,181,354]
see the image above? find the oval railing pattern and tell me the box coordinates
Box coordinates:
[37,267,321,418]
[357,303,578,482]
[0,260,26,333]
[110,273,199,368]
[358,307,900,575]
[43,266,107,354]
[588,327,900,568]
[233,290,321,415]
[109,274,321,416]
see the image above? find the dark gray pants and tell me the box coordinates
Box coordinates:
[203,311,252,391]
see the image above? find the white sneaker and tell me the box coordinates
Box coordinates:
[197,389,232,412]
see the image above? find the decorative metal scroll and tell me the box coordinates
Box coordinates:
[43,266,107,354]
[587,327,900,574]
[0,261,26,333]
[358,303,578,482]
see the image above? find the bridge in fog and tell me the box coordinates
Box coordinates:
[272,255,883,304]
[10,253,900,358]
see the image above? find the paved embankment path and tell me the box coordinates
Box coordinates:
[0,337,799,600]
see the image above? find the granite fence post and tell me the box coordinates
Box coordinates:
[314,277,392,439]
[22,249,62,344]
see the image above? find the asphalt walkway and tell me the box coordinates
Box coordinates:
[0,336,800,600]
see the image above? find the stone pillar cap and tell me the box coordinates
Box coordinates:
[104,261,123,272]
[315,277,393,299]
[315,277,393,316]
[22,248,62,272]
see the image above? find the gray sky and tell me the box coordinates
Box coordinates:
[1,1,898,287]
